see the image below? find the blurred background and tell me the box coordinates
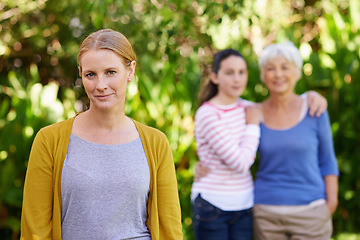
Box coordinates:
[0,0,359,239]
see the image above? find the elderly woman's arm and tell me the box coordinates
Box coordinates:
[316,111,339,216]
[324,175,339,215]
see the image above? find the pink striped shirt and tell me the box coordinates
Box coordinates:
[191,98,260,210]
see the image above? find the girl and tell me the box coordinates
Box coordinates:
[191,49,261,240]
[192,48,328,240]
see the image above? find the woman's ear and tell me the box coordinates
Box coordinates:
[209,72,219,85]
[296,68,302,81]
[127,61,136,82]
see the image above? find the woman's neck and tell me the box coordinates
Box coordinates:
[83,108,127,131]
[73,109,138,145]
[266,92,297,109]
[262,92,304,129]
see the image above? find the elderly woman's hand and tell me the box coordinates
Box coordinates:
[307,91,328,117]
[326,199,338,216]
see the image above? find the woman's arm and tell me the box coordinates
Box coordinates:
[21,131,54,240]
[156,135,183,239]
[324,175,338,215]
[316,111,339,215]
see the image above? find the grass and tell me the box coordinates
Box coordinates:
[333,233,360,240]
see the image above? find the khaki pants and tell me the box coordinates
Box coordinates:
[253,204,332,240]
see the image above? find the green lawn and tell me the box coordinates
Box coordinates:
[333,233,360,240]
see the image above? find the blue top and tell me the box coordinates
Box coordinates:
[254,110,339,205]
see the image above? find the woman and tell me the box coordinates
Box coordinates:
[253,42,339,240]
[20,29,183,240]
[192,48,328,240]
[191,49,261,240]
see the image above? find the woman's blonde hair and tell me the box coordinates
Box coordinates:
[77,29,136,74]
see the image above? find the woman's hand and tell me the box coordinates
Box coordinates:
[194,162,210,182]
[246,104,261,125]
[307,91,328,117]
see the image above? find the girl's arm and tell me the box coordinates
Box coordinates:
[242,92,327,117]
[195,106,260,173]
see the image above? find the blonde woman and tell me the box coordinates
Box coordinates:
[21,29,183,240]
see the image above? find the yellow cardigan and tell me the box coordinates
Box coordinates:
[20,116,183,240]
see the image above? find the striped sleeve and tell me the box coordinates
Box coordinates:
[195,105,260,173]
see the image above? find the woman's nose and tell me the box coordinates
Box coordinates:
[275,68,282,77]
[96,76,107,90]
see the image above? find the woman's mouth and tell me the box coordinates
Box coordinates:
[95,94,113,100]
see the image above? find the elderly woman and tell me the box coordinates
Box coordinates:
[253,42,339,240]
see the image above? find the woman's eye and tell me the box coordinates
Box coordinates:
[107,70,116,75]
[85,72,94,77]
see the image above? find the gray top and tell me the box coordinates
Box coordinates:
[61,134,151,240]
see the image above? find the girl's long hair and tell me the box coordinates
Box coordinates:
[198,49,245,106]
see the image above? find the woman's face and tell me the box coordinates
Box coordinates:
[211,55,248,102]
[262,56,299,95]
[80,49,135,112]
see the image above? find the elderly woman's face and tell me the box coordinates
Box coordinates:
[262,56,299,95]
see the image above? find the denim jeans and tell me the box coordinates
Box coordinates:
[192,194,253,240]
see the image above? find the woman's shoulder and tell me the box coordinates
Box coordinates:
[308,109,330,123]
[132,119,167,139]
[31,117,75,149]
[38,116,75,136]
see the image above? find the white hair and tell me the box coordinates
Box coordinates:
[258,42,303,82]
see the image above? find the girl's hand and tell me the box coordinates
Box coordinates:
[246,104,261,125]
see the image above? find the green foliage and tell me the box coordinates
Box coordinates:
[0,65,75,238]
[0,0,360,239]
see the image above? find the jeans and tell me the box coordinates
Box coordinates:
[192,194,253,240]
